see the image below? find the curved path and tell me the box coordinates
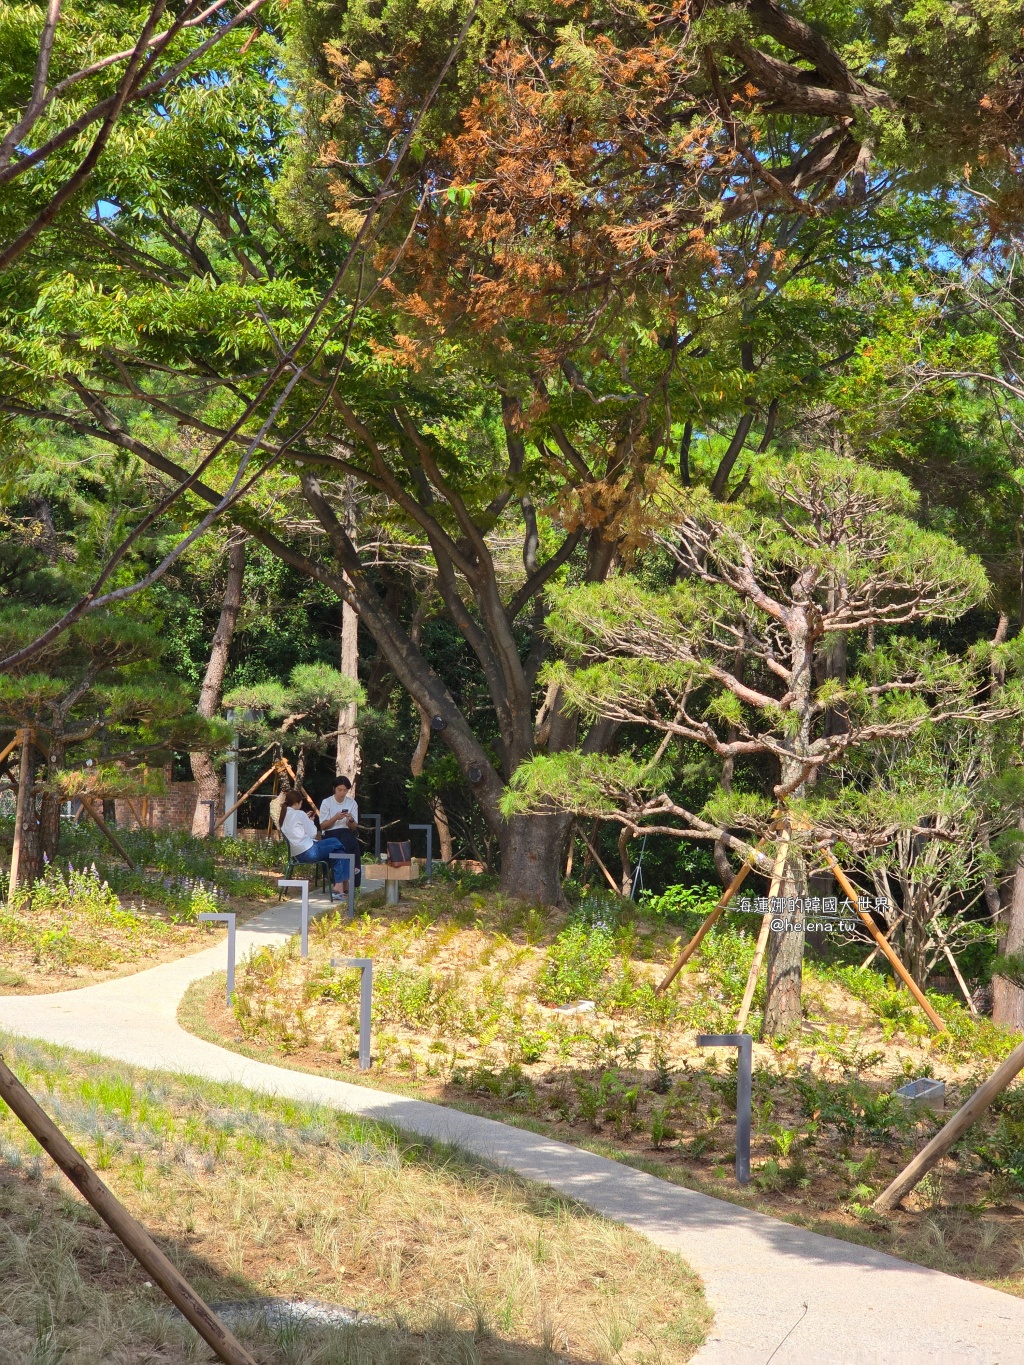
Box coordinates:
[1,896,1022,1364]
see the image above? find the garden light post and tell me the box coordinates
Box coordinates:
[697,1033,752,1185]
[198,912,236,1005]
[329,853,356,918]
[223,708,238,837]
[409,824,434,881]
[332,958,373,1069]
[277,879,311,956]
[363,813,382,858]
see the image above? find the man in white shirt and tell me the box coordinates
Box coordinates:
[279,789,357,895]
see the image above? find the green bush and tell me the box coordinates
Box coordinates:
[537,921,616,1005]
[638,883,719,925]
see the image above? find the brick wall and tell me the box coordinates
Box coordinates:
[114,779,225,833]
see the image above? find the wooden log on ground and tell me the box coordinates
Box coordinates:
[873,1038,1024,1212]
[0,1056,257,1365]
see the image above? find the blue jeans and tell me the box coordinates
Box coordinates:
[295,835,360,885]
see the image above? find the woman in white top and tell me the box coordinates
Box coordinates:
[279,790,354,893]
[319,775,358,833]
[319,775,362,889]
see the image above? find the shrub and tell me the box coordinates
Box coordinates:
[638,883,719,924]
[537,921,616,1005]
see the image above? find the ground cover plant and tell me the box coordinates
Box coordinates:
[185,879,1024,1295]
[0,823,279,992]
[0,1032,708,1364]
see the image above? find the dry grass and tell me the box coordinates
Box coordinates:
[0,1032,708,1364]
[0,865,267,995]
[180,883,1024,1294]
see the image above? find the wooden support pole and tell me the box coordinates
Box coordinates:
[580,830,621,896]
[213,761,279,832]
[8,726,33,902]
[823,851,944,1032]
[278,756,319,817]
[873,1037,1024,1212]
[0,1056,258,1365]
[736,832,790,1031]
[656,841,766,996]
[77,797,136,870]
[0,732,23,769]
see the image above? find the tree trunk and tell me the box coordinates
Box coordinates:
[498,813,571,905]
[190,536,246,836]
[410,706,454,863]
[762,849,807,1037]
[336,479,360,778]
[336,597,360,778]
[10,731,42,894]
[994,824,1024,1029]
[39,738,64,864]
[618,826,633,896]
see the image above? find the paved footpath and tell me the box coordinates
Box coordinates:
[1,895,1022,1364]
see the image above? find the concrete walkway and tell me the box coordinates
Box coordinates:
[1,895,1022,1364]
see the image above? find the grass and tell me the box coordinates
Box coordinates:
[180,880,1024,1295]
[0,863,234,993]
[0,1031,709,1364]
[0,825,284,992]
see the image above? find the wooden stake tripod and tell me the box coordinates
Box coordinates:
[654,816,945,1033]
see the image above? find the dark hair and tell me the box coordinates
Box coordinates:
[283,789,303,808]
[334,775,352,789]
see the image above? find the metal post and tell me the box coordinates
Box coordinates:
[697,1033,752,1185]
[224,708,238,837]
[386,878,399,905]
[277,879,311,956]
[331,958,373,1069]
[198,912,237,1005]
[329,853,356,918]
[200,798,216,838]
[409,823,434,882]
[363,813,382,859]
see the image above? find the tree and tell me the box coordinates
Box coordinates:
[505,455,1021,1031]
[2,0,1021,902]
[225,663,363,795]
[0,0,270,273]
[189,532,246,835]
[0,604,225,887]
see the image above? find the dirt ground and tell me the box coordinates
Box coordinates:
[178,884,1024,1296]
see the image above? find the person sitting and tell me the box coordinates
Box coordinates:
[279,789,350,897]
[319,775,361,891]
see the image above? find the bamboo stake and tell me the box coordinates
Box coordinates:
[822,851,945,1032]
[0,1057,257,1365]
[213,761,279,832]
[278,756,320,816]
[580,830,621,896]
[927,916,978,1016]
[0,732,23,769]
[736,831,791,1031]
[873,1037,1024,1212]
[656,841,766,996]
[77,796,136,870]
[8,727,33,902]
